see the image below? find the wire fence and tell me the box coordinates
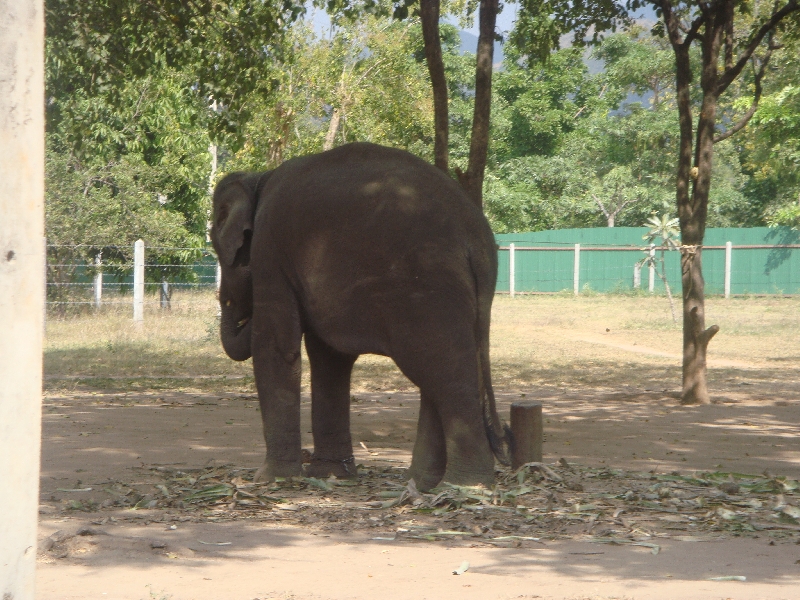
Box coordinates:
[46,242,219,316]
[496,227,800,296]
[46,231,800,319]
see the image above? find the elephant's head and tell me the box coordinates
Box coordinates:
[211,171,270,361]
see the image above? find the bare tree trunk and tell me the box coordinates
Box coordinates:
[420,0,449,174]
[457,0,498,209]
[323,107,340,151]
[269,101,293,164]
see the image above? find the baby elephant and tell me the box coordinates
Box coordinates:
[211,142,509,490]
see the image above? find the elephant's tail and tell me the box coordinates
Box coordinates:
[472,244,512,467]
[479,341,512,467]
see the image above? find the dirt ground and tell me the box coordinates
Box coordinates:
[37,295,800,599]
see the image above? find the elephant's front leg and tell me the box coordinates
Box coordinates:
[252,299,304,482]
[304,331,358,479]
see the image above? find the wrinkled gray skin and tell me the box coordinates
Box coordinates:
[211,143,509,490]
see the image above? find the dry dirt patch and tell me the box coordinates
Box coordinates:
[38,294,800,599]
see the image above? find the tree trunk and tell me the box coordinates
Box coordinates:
[674,7,725,405]
[419,0,449,174]
[323,107,341,151]
[457,0,498,209]
[659,0,799,404]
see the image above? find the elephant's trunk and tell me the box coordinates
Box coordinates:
[220,300,252,361]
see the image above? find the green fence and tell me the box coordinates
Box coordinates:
[495,227,800,295]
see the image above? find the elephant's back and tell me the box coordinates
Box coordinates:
[264,143,492,250]
[254,144,497,346]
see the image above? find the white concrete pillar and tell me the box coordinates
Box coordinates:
[648,244,656,293]
[509,243,516,298]
[133,239,144,322]
[573,244,580,296]
[725,241,732,299]
[94,253,103,308]
[0,1,45,597]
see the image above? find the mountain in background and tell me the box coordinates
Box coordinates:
[458,31,504,67]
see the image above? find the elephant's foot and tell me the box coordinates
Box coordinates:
[253,459,303,483]
[439,466,496,489]
[405,462,446,492]
[407,464,496,491]
[304,455,358,479]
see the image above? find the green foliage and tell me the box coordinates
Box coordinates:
[642,214,680,249]
[228,17,435,171]
[43,0,800,248]
[639,214,680,322]
[46,0,303,144]
[738,33,800,228]
[45,66,211,250]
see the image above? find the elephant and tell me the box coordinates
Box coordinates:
[211,142,510,490]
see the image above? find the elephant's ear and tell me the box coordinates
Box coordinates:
[212,172,269,267]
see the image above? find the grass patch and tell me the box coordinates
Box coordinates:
[44,291,800,397]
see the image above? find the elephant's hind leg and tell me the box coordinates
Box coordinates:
[393,317,495,490]
[406,392,447,491]
[304,331,359,479]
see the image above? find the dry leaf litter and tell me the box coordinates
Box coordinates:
[43,458,800,556]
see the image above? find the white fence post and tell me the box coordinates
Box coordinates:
[573,244,580,296]
[1,1,45,597]
[94,253,102,308]
[648,244,655,293]
[633,263,641,289]
[725,241,732,299]
[133,240,144,322]
[509,243,516,298]
[215,260,222,317]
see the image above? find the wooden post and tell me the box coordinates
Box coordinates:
[159,279,171,309]
[724,241,732,299]
[133,239,144,322]
[510,402,543,469]
[509,243,515,298]
[0,1,44,597]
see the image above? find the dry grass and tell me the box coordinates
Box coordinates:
[44,291,800,399]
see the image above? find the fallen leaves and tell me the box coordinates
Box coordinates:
[54,460,799,547]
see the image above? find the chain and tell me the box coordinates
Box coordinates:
[310,455,357,476]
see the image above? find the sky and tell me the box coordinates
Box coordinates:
[308,1,519,39]
[308,2,656,54]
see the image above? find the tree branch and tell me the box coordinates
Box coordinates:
[717,0,799,95]
[592,193,610,219]
[658,0,686,48]
[724,0,734,70]
[683,12,707,46]
[714,49,772,143]
[420,0,449,174]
